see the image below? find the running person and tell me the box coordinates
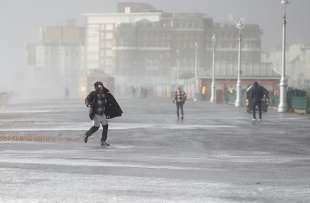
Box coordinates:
[84,81,122,146]
[251,81,268,121]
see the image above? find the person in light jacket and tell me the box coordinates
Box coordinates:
[173,86,187,120]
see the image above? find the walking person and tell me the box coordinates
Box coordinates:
[173,86,187,120]
[84,81,123,147]
[251,81,268,121]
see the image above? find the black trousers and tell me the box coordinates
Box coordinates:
[176,102,184,118]
[252,101,262,119]
[86,124,108,142]
[101,124,108,142]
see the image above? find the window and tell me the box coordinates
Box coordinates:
[87,54,99,61]
[105,24,114,31]
[105,41,113,48]
[87,45,99,52]
[105,50,113,57]
[105,32,113,39]
[105,58,113,66]
[88,39,99,45]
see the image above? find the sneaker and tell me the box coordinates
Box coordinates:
[101,141,110,147]
[84,134,89,143]
[252,118,256,121]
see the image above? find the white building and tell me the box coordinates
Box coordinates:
[27,21,85,99]
[83,7,161,75]
[82,2,279,98]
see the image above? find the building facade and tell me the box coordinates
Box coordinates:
[83,2,279,98]
[27,21,85,99]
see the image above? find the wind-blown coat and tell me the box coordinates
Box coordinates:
[85,91,123,120]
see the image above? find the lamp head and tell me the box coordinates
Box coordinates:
[211,34,216,42]
[236,20,245,30]
[281,0,289,5]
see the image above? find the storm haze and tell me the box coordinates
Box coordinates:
[1,3,310,201]
[0,0,309,99]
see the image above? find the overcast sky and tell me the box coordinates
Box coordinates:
[0,0,309,88]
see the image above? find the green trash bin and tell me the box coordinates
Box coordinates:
[307,97,310,114]
[291,96,307,111]
[271,96,279,107]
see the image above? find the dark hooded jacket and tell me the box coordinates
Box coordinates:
[251,82,268,102]
[85,89,123,120]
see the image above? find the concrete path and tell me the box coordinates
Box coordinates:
[0,98,309,202]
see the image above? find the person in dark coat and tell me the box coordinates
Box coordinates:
[84,81,123,146]
[251,81,268,121]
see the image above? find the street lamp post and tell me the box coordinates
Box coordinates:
[194,42,199,101]
[210,34,216,103]
[278,0,289,112]
[235,20,244,107]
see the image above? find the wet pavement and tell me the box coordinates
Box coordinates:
[0,98,310,202]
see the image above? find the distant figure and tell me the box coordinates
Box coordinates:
[173,86,187,120]
[84,81,123,147]
[251,82,268,121]
[131,86,136,97]
[0,92,9,109]
[65,88,70,99]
